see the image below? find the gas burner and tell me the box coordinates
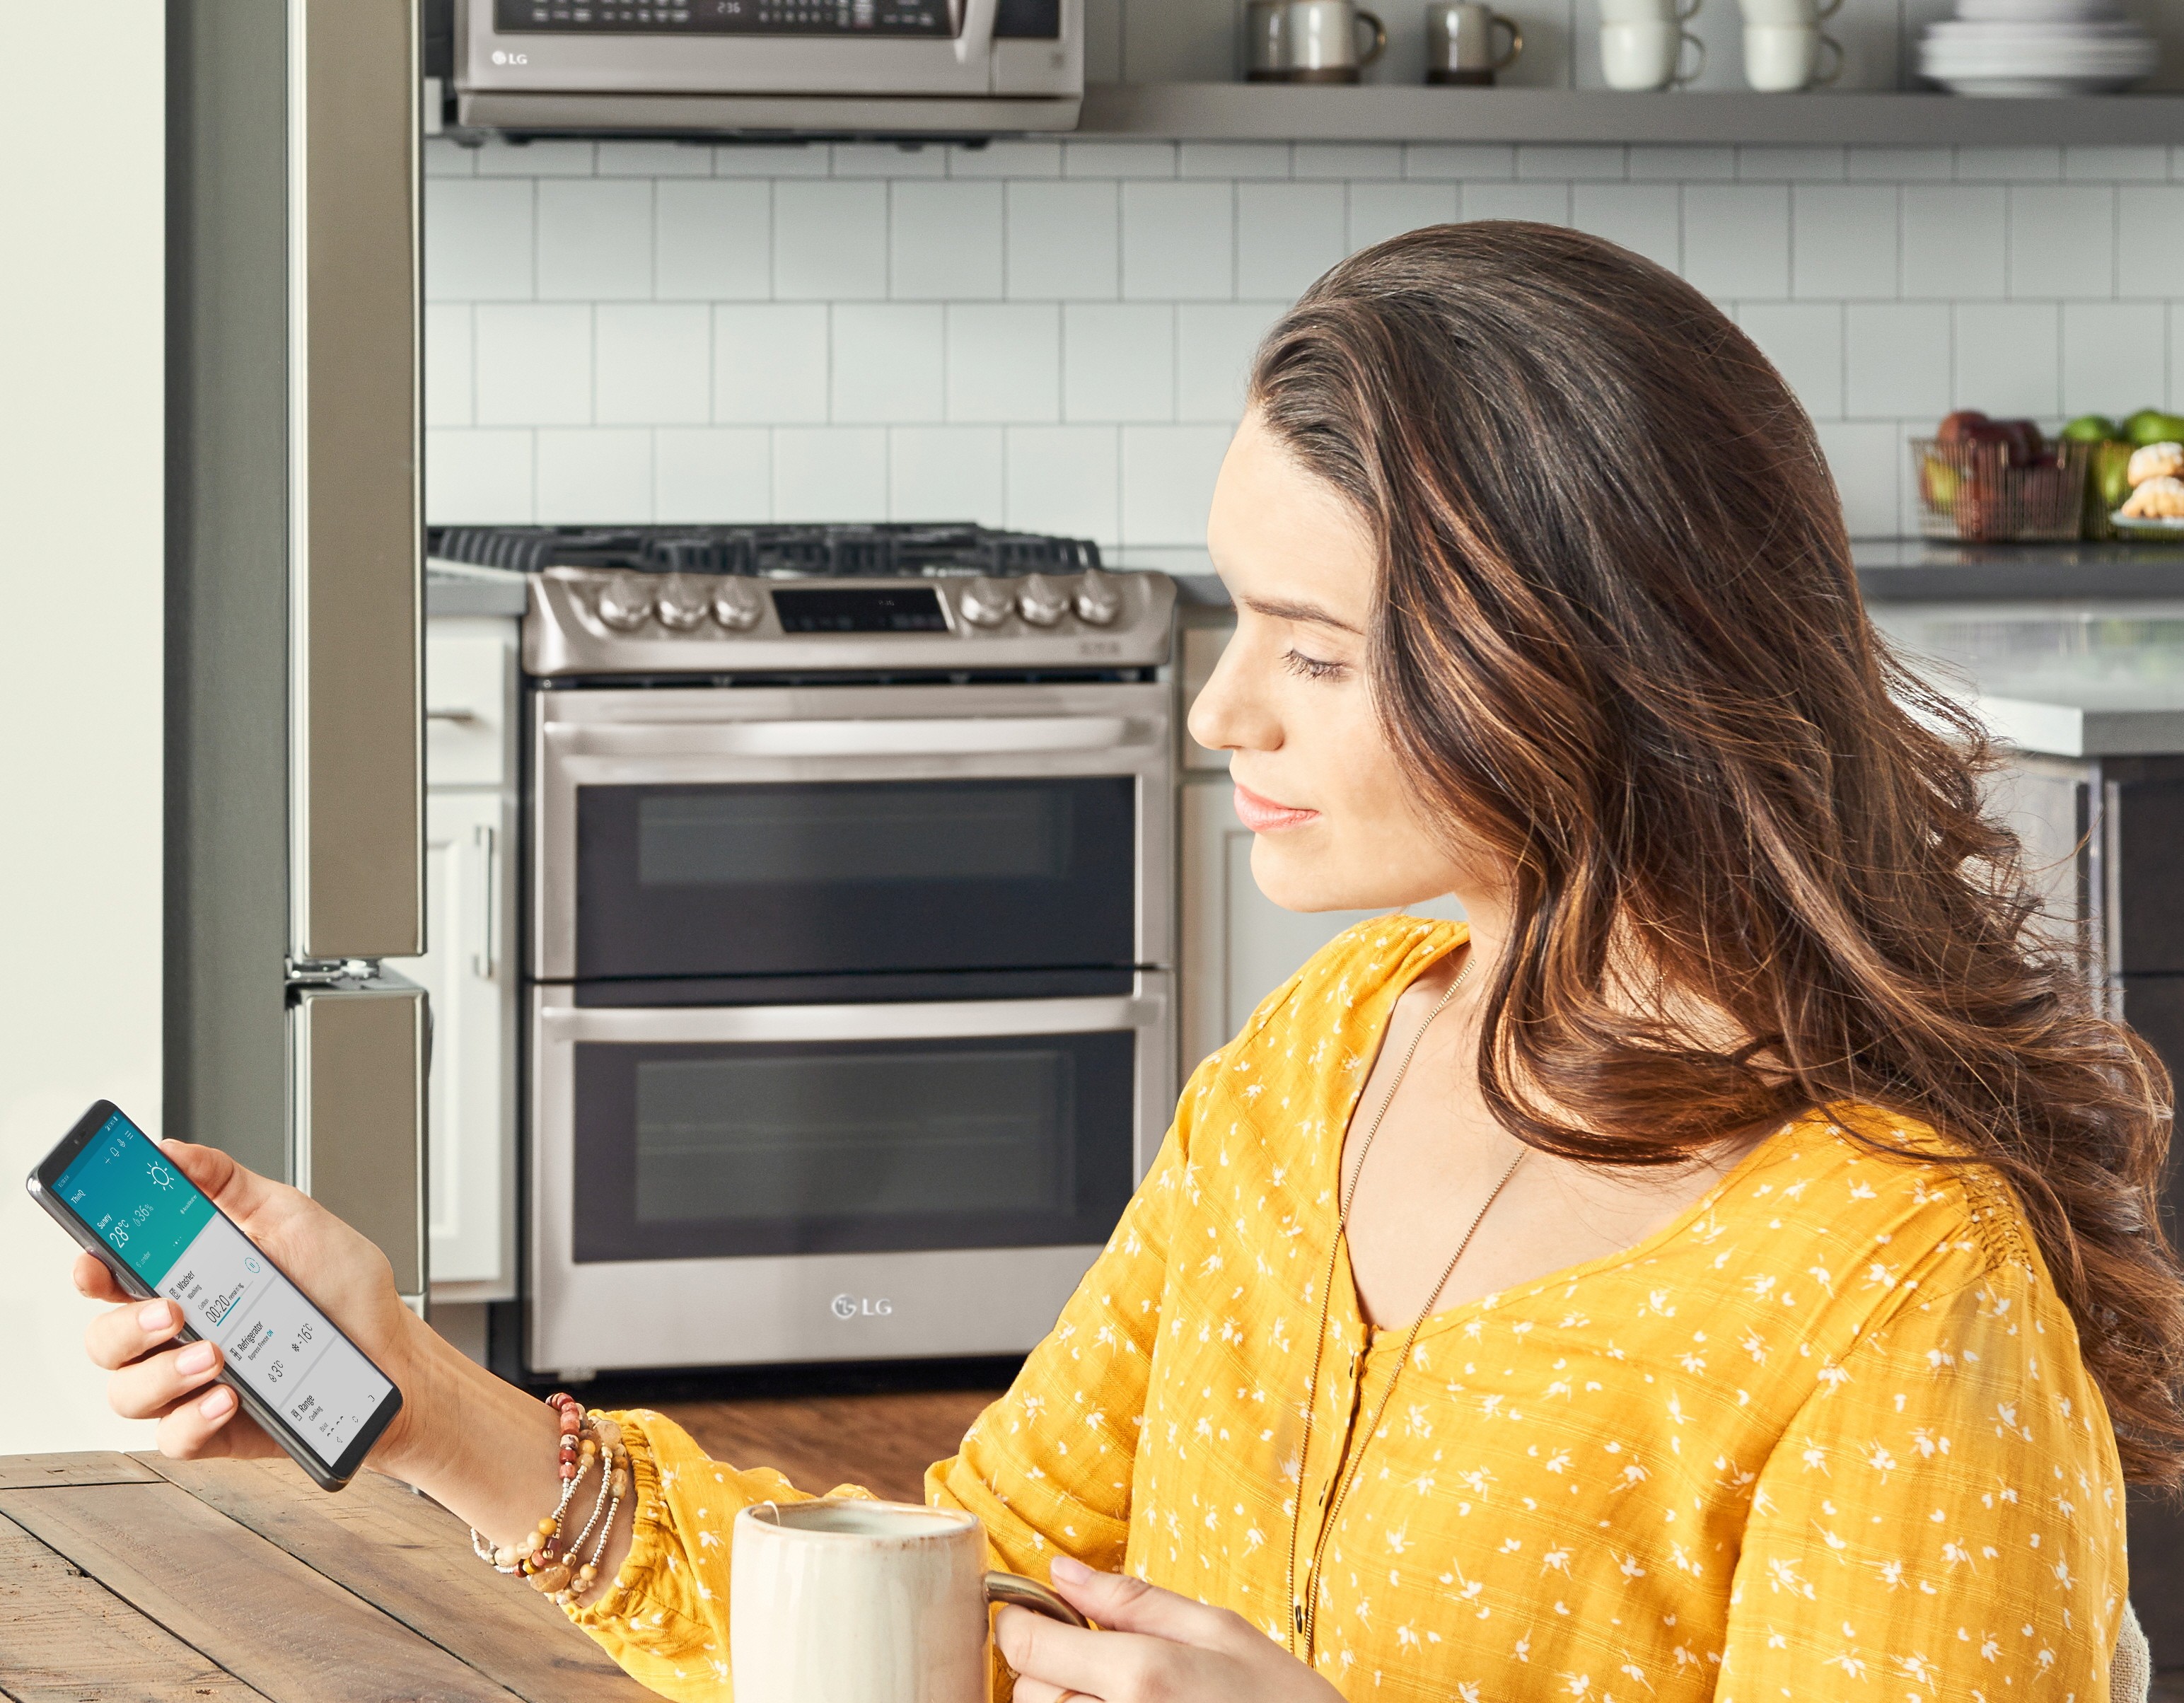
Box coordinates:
[429,523,1102,581]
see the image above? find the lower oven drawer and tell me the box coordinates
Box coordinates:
[528,974,1173,1376]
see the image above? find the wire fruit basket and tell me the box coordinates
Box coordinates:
[1911,437,2091,542]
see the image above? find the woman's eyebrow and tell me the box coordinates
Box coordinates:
[1240,595,1364,635]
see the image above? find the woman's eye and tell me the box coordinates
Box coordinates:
[1281,648,1348,681]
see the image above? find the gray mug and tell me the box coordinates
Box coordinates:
[1244,0,1291,79]
[1284,0,1389,80]
[1427,1,1523,82]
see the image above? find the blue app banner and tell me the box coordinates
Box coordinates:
[57,1112,214,1284]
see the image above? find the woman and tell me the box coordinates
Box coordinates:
[76,223,2183,1700]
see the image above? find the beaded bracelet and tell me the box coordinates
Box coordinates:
[470,1392,632,1608]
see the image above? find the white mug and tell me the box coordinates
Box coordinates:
[1601,19,1707,86]
[1737,0,1841,22]
[1285,0,1389,80]
[1743,21,1842,88]
[729,1499,1086,1703]
[1598,0,1702,24]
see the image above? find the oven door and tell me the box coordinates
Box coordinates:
[528,974,1172,1375]
[533,681,1172,985]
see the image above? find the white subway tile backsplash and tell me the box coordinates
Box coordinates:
[891,181,1005,301]
[774,180,890,300]
[1181,143,1292,180]
[1629,146,1735,182]
[831,304,946,423]
[1812,419,1902,537]
[424,304,474,429]
[2119,187,2184,298]
[1518,146,1625,182]
[1463,182,1572,226]
[536,429,654,522]
[948,140,1064,179]
[1178,303,1284,422]
[1738,148,1846,183]
[1008,182,1120,299]
[596,304,711,426]
[1065,141,1179,180]
[1847,148,1952,182]
[2062,302,2166,417]
[656,180,772,302]
[1954,303,2059,417]
[888,426,1007,522]
[475,304,591,426]
[1569,184,1680,274]
[425,180,535,302]
[774,426,890,521]
[596,141,713,178]
[947,304,1062,424]
[654,427,772,523]
[538,181,654,301]
[1294,144,1403,181]
[1006,424,1121,542]
[1900,186,2006,301]
[1404,144,1515,180]
[1236,183,1347,299]
[2064,147,2170,183]
[1349,183,1461,254]
[831,142,949,178]
[1956,147,2062,183]
[1064,303,1176,423]
[2172,305,2184,409]
[714,303,829,425]
[1845,303,1951,419]
[426,429,534,523]
[2009,186,2117,300]
[714,143,830,178]
[1791,186,1898,301]
[1738,302,1844,421]
[1122,182,1236,299]
[1683,185,1789,300]
[476,139,594,177]
[1120,424,1233,545]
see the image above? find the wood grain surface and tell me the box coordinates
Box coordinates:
[0,1452,161,1492]
[644,1387,1001,1504]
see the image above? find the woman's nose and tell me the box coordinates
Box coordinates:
[1187,636,1279,755]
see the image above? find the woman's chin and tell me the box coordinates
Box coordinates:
[1247,839,1426,916]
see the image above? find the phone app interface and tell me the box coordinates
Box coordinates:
[57,1112,391,1466]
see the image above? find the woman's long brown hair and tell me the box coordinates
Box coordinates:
[1250,220,2184,1487]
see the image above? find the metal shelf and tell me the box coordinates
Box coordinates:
[1076,83,2184,146]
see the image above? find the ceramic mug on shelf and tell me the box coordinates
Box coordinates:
[1736,0,1842,22]
[729,1499,1088,1703]
[1601,18,1707,86]
[1598,0,1703,24]
[1284,0,1390,81]
[1427,2,1524,83]
[1743,21,1842,88]
[1244,0,1291,79]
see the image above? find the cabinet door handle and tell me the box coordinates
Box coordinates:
[472,823,497,980]
[426,706,480,723]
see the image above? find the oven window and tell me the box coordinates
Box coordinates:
[576,777,1137,980]
[572,1031,1137,1261]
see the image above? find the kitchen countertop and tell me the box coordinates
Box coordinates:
[426,557,529,619]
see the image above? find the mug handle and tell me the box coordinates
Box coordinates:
[1491,13,1524,69]
[1673,0,1702,21]
[1672,28,1707,86]
[1813,30,1844,85]
[1813,0,1844,18]
[1354,8,1388,66]
[986,1571,1093,1629]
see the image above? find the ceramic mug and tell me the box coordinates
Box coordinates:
[729,1500,1088,1703]
[1743,21,1842,88]
[1601,18,1707,86]
[1737,0,1842,21]
[1598,0,1702,24]
[1285,0,1390,81]
[1426,2,1524,83]
[1244,0,1291,79]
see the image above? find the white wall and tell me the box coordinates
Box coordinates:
[422,134,2184,553]
[0,1,165,1454]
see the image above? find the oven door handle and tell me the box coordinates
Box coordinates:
[536,992,1165,1046]
[550,716,1161,759]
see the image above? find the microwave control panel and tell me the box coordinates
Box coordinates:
[494,0,1059,33]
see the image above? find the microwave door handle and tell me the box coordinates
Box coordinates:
[955,0,999,64]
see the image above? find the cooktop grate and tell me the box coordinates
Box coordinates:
[429,523,1103,580]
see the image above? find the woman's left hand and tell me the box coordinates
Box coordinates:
[997,1557,1346,1703]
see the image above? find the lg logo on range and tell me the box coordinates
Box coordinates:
[831,1295,894,1320]
[489,50,530,64]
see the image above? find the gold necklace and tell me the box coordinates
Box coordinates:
[1284,951,1527,1663]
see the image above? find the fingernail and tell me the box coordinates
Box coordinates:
[177,1342,216,1375]
[1050,1555,1092,1583]
[139,1301,172,1331]
[199,1384,235,1419]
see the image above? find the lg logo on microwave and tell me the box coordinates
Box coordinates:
[832,1294,893,1320]
[489,50,530,64]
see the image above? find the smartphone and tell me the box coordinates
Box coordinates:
[28,1100,402,1492]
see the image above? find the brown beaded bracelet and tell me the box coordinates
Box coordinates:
[470,1393,632,1608]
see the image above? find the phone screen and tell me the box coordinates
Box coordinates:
[53,1108,394,1470]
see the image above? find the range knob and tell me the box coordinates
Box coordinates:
[959,576,1016,629]
[1073,567,1122,627]
[1017,574,1072,628]
[596,573,655,632]
[711,577,763,632]
[656,574,711,632]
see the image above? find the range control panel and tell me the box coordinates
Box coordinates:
[493,0,1061,34]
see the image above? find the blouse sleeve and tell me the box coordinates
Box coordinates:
[558,1050,1221,1699]
[1716,1262,2130,1703]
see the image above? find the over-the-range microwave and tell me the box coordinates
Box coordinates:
[451,0,1083,136]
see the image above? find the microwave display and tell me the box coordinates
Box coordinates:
[496,0,953,32]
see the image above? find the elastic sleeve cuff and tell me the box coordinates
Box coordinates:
[562,1408,674,1634]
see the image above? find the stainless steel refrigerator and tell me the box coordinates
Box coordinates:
[166,0,429,1307]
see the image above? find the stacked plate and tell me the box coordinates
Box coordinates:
[1919,0,2159,95]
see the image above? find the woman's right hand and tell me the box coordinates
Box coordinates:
[75,1139,425,1465]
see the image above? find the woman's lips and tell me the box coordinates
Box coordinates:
[1233,781,1320,832]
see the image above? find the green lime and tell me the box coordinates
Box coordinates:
[2061,414,2120,443]
[2125,409,2184,446]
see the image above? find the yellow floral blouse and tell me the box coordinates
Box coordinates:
[567,917,2129,1702]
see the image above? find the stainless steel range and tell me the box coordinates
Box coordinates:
[430,525,1176,1378]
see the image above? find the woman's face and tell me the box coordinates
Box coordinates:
[1190,410,1480,915]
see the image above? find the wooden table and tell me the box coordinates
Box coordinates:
[0,1451,654,1702]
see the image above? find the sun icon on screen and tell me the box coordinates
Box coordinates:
[149,1162,174,1190]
